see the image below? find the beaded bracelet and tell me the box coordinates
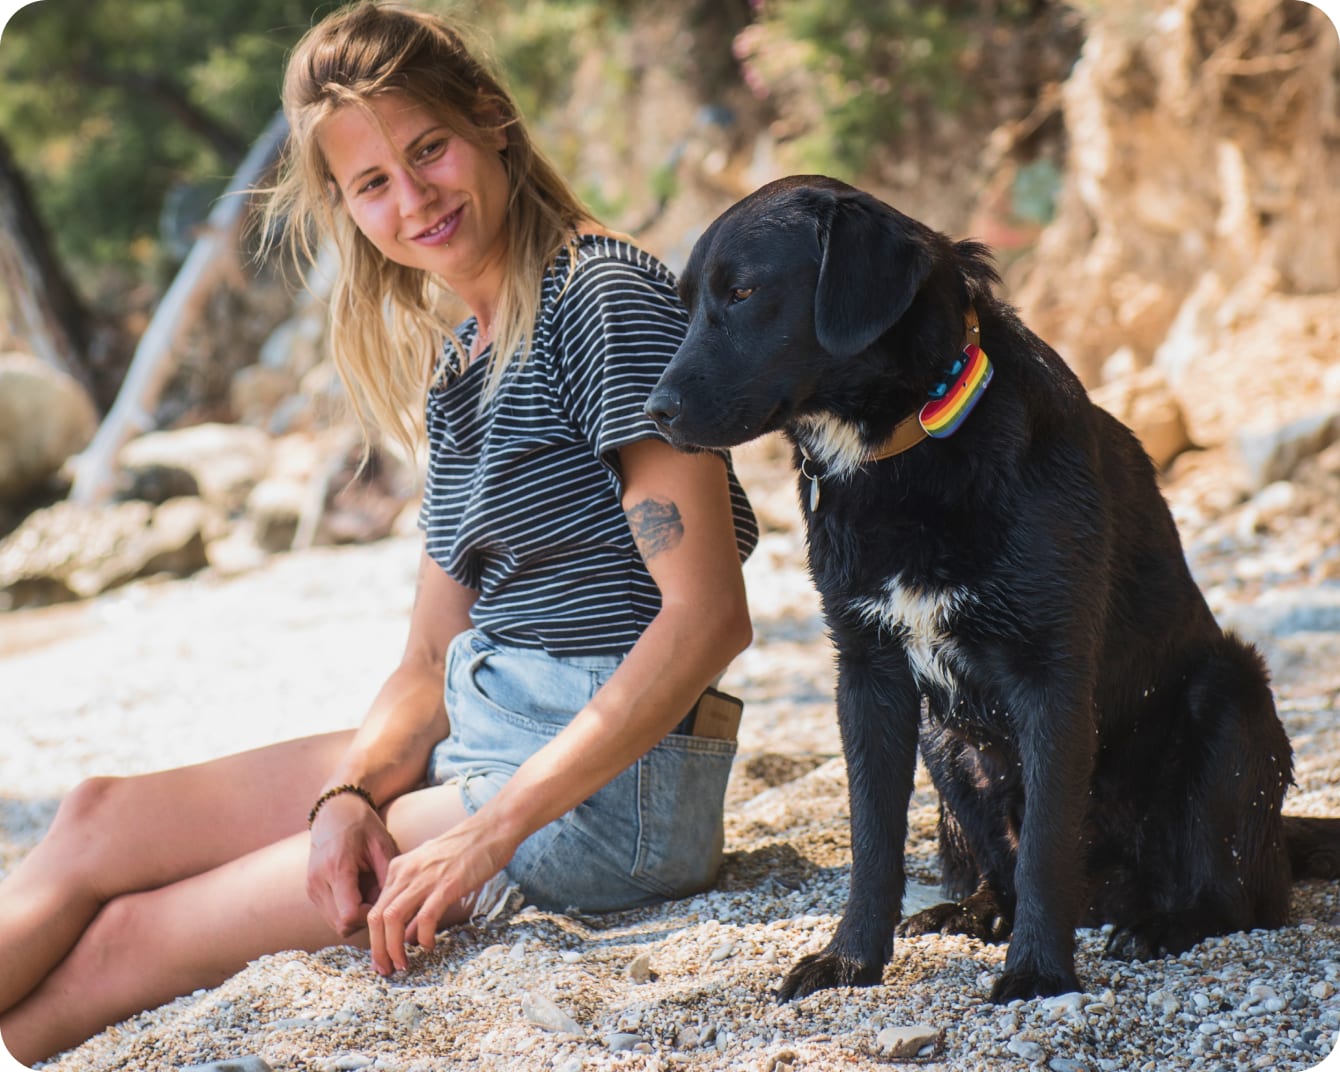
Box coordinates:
[307,783,377,827]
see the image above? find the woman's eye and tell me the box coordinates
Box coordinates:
[417,139,447,161]
[728,287,755,304]
[357,175,386,195]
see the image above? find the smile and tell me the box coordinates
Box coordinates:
[411,206,462,245]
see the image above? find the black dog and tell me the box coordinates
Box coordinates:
[646,175,1340,1003]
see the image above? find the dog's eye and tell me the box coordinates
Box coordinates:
[728,287,755,304]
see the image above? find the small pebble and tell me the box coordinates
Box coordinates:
[1007,1036,1045,1060]
[875,1024,939,1057]
[316,1057,374,1072]
[626,951,655,983]
[521,992,584,1036]
[604,1032,644,1052]
[1042,992,1085,1019]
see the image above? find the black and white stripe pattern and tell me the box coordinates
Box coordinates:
[419,235,758,657]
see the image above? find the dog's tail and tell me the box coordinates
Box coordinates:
[1284,815,1340,879]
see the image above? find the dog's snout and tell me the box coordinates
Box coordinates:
[645,387,683,430]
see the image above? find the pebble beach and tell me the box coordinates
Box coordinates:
[2,436,1338,1072]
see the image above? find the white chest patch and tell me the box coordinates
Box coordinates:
[794,414,869,479]
[850,575,970,690]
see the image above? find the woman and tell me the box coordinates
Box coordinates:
[0,2,756,1062]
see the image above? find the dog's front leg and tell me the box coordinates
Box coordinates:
[779,645,920,1001]
[990,672,1095,1002]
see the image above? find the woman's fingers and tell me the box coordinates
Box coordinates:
[367,848,457,974]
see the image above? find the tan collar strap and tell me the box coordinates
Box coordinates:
[865,304,980,462]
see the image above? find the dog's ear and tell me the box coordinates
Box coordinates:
[814,191,934,357]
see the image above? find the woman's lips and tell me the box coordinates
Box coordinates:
[411,206,462,246]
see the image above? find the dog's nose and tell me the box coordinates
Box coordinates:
[644,388,683,430]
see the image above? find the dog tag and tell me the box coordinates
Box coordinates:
[808,473,820,512]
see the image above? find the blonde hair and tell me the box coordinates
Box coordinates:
[262,1,592,457]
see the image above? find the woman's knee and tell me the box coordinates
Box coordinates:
[42,777,134,894]
[52,776,121,831]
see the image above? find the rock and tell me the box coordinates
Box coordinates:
[119,423,274,515]
[1090,365,1193,469]
[0,498,210,610]
[626,951,655,983]
[315,1057,374,1072]
[1235,411,1340,492]
[1220,583,1340,639]
[116,461,200,504]
[231,364,299,429]
[1007,1035,1046,1060]
[875,1023,941,1058]
[181,1060,274,1072]
[520,991,583,1035]
[604,1032,644,1052]
[392,1000,424,1029]
[1042,991,1086,1019]
[245,477,307,553]
[0,352,98,504]
[1048,1059,1088,1072]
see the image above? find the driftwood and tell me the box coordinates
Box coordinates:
[69,111,290,505]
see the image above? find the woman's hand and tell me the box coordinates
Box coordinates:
[365,815,513,975]
[306,792,401,937]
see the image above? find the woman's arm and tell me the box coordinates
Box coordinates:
[365,438,752,972]
[306,548,478,935]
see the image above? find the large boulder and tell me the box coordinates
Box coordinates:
[0,352,98,505]
[0,497,211,610]
[118,423,274,515]
[1089,365,1193,470]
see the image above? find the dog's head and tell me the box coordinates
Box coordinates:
[646,175,938,449]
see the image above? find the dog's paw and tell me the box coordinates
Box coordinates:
[989,966,1082,1003]
[897,890,1012,943]
[777,952,883,1002]
[1104,915,1202,961]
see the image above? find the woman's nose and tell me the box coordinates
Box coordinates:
[396,169,434,215]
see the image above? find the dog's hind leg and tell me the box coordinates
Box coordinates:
[1104,636,1293,960]
[899,729,1020,943]
[778,645,922,1002]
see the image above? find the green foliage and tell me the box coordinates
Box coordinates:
[0,0,632,301]
[737,0,1021,179]
[0,0,324,295]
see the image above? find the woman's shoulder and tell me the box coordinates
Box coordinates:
[546,231,681,308]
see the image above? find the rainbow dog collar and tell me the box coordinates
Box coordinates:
[919,343,993,439]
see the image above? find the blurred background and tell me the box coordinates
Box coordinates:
[0,0,1338,615]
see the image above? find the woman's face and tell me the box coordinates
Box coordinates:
[319,91,510,309]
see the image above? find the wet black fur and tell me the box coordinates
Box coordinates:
[646,175,1340,1003]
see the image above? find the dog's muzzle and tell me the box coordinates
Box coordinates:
[644,385,684,434]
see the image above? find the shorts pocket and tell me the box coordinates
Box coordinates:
[632,734,737,899]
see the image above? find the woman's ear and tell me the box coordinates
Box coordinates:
[814,191,934,358]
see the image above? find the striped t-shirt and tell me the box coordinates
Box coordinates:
[418,234,758,657]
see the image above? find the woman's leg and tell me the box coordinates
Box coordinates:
[0,781,473,1065]
[0,730,355,1014]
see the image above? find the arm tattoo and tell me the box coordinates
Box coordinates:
[625,498,685,563]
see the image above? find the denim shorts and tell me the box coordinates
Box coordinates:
[426,629,738,913]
